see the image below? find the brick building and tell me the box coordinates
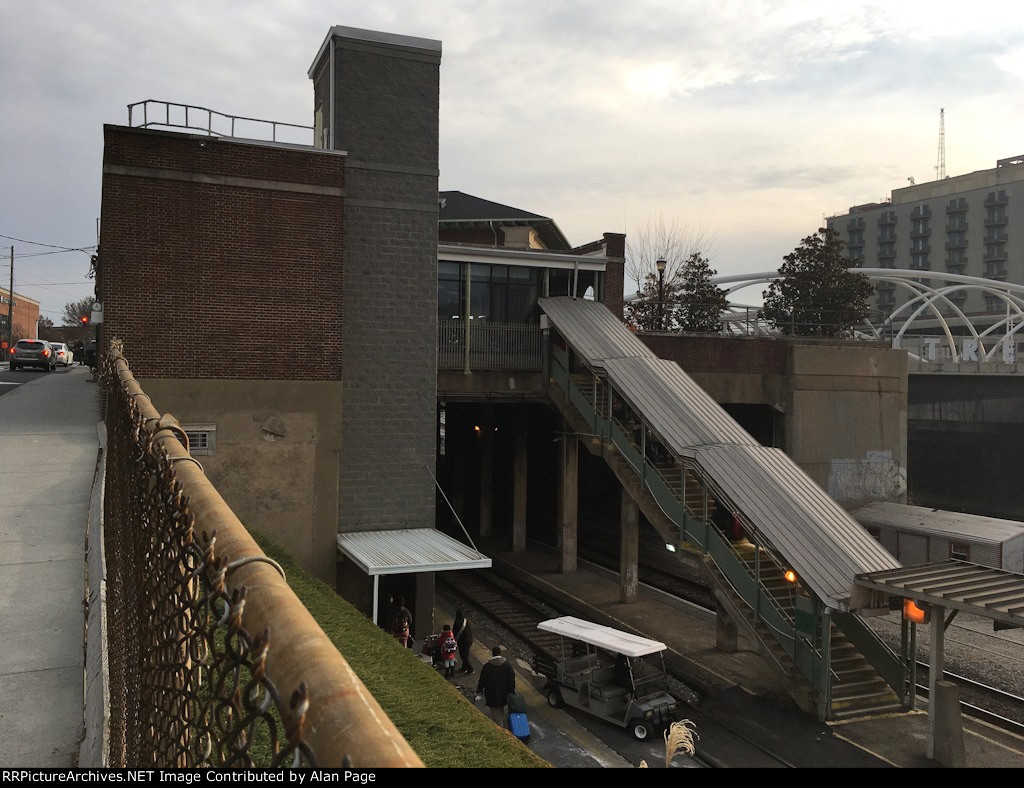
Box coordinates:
[1,287,41,357]
[97,27,468,635]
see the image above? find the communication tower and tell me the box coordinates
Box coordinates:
[935,108,946,180]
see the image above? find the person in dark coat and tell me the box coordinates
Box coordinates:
[476,645,516,724]
[452,609,474,674]
[391,595,413,649]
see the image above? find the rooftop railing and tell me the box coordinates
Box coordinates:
[127,100,314,145]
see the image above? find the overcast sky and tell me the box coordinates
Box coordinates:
[3,1,1024,322]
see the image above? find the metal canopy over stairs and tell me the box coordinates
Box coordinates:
[539,296,910,720]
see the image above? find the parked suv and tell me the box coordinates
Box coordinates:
[9,339,57,372]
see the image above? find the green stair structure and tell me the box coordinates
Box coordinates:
[539,296,912,721]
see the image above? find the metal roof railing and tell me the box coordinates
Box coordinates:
[127,99,314,145]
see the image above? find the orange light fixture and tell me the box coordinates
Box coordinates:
[784,569,797,584]
[903,599,929,624]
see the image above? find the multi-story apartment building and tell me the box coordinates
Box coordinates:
[826,155,1024,321]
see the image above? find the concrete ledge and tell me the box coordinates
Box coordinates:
[80,422,108,768]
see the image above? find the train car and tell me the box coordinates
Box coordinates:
[852,501,1024,572]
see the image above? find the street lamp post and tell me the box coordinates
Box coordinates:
[656,256,667,331]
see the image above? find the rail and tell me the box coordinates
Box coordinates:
[100,340,422,768]
[437,319,543,371]
[127,100,314,145]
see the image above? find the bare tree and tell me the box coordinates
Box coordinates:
[62,296,95,327]
[624,215,719,295]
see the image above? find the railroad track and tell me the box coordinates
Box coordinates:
[914,664,1024,736]
[576,531,1024,740]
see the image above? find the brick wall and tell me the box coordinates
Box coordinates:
[601,232,626,320]
[323,30,442,531]
[99,126,344,379]
[0,289,41,345]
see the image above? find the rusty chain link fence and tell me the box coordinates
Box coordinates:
[99,340,422,768]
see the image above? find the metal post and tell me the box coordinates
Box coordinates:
[658,267,665,330]
[6,246,12,356]
[462,263,471,376]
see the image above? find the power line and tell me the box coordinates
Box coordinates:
[0,233,95,252]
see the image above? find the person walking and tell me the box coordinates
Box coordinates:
[391,595,413,649]
[476,645,516,724]
[452,608,474,674]
[438,624,458,678]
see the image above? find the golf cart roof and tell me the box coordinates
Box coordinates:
[537,616,668,658]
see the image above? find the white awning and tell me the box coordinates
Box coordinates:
[336,528,492,575]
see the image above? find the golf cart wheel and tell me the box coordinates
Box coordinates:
[546,687,564,709]
[631,720,652,741]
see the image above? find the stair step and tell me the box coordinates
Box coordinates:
[828,700,905,721]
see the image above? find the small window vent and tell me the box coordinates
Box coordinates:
[182,424,216,456]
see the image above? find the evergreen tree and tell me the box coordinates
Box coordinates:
[676,253,728,333]
[625,271,681,331]
[762,227,875,337]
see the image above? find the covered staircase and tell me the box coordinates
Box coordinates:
[539,296,910,721]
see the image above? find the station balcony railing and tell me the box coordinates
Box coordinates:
[437,319,543,372]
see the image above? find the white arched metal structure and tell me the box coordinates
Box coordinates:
[710,269,1024,363]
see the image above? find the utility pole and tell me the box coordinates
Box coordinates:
[6,246,12,358]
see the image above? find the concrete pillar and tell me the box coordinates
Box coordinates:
[512,432,527,552]
[479,425,493,538]
[715,598,738,652]
[927,604,946,761]
[620,490,639,603]
[931,680,966,768]
[413,572,433,643]
[451,439,465,529]
[560,433,578,573]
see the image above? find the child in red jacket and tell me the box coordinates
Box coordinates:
[438,624,458,677]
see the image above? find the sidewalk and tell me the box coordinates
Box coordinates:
[0,367,100,767]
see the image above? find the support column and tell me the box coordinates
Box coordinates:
[479,420,493,539]
[620,490,638,603]
[512,432,527,552]
[715,598,738,652]
[927,605,964,764]
[559,432,578,573]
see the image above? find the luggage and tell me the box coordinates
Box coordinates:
[507,711,530,744]
[422,633,441,665]
[506,692,528,714]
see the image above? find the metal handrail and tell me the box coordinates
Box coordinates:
[127,100,313,144]
[551,349,813,671]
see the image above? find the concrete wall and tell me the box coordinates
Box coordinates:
[640,334,908,509]
[787,344,908,509]
[140,379,343,582]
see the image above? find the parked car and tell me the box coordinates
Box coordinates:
[49,342,73,367]
[83,340,97,369]
[9,339,57,372]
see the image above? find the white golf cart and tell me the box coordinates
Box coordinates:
[531,616,684,741]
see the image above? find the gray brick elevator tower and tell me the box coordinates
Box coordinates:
[309,28,441,540]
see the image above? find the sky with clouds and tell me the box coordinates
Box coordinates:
[3,0,1024,321]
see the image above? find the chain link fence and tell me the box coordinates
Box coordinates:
[99,340,422,768]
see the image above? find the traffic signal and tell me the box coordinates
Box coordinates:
[79,315,89,326]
